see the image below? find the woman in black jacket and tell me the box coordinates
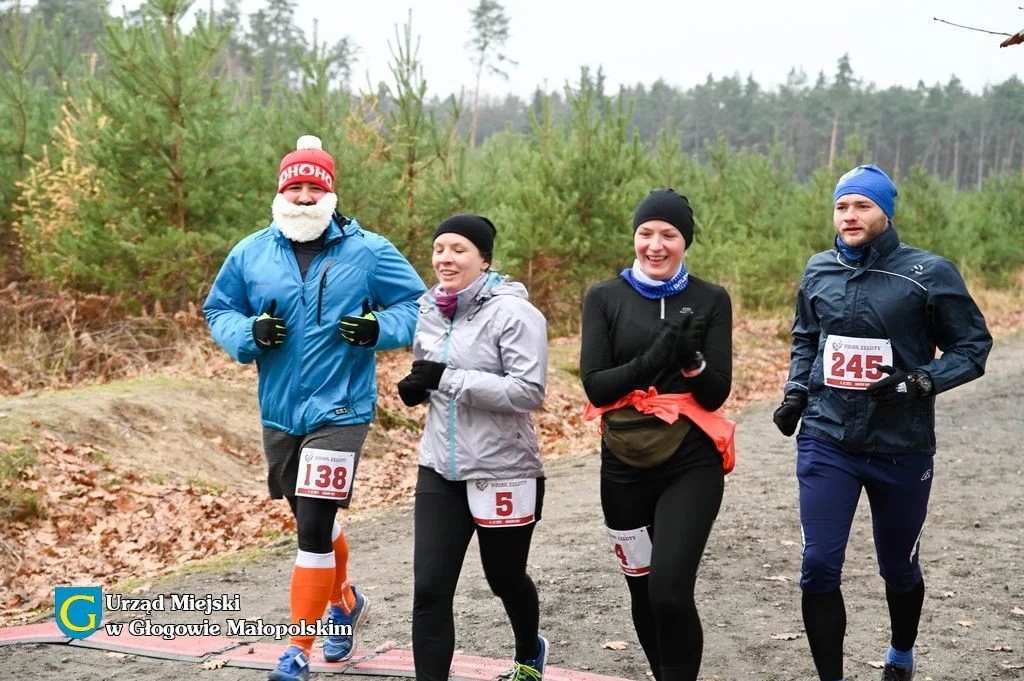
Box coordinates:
[580,188,734,681]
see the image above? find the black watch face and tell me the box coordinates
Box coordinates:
[917,374,933,393]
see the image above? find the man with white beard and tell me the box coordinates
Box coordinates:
[204,135,426,681]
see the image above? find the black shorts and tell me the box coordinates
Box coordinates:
[262,424,370,508]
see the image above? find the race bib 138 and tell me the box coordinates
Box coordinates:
[295,448,356,501]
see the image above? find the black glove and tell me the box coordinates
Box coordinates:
[339,300,380,347]
[409,359,447,391]
[633,315,687,379]
[676,313,707,369]
[397,372,430,407]
[772,391,807,437]
[866,366,932,404]
[252,299,286,349]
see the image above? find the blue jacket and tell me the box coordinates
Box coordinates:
[784,226,992,454]
[203,216,426,435]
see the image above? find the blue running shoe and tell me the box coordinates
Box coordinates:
[323,585,370,662]
[267,645,309,681]
[881,660,915,681]
[499,636,548,681]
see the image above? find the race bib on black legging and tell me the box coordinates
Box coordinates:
[607,526,653,576]
[466,478,537,527]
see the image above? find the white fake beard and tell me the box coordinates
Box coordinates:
[271,192,338,242]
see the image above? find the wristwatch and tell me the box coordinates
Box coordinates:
[682,351,706,377]
[909,370,934,397]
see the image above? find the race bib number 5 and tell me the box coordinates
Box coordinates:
[607,526,652,577]
[295,448,356,501]
[466,479,537,527]
[824,334,893,390]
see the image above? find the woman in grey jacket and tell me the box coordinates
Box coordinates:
[397,214,549,681]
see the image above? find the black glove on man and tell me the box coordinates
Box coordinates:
[865,366,932,404]
[252,299,286,349]
[339,300,380,347]
[772,391,807,437]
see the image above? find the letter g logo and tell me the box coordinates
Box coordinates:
[54,587,102,639]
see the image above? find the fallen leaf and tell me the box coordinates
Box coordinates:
[958,620,974,627]
[104,652,128,659]
[602,641,629,650]
[770,632,801,640]
[867,661,885,669]
[1012,606,1024,616]
[942,591,955,599]
[374,640,397,653]
[201,659,227,670]
[1000,661,1024,670]
[985,645,1013,652]
[763,575,790,582]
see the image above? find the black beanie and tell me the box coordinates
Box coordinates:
[433,214,497,260]
[632,188,694,247]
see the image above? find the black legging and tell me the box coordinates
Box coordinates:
[601,459,724,681]
[412,466,544,681]
[285,495,338,553]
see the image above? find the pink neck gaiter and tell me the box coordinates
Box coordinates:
[434,289,458,320]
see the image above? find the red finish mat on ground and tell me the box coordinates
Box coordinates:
[0,622,635,681]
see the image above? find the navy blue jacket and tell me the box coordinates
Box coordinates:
[784,226,992,454]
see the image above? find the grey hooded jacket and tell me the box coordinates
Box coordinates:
[413,272,548,481]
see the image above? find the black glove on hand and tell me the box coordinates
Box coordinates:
[634,316,687,378]
[676,313,708,369]
[865,366,931,404]
[772,391,808,437]
[397,372,430,407]
[410,359,447,391]
[339,300,380,347]
[252,299,286,349]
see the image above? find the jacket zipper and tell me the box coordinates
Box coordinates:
[316,260,336,325]
[443,303,458,480]
[604,414,666,430]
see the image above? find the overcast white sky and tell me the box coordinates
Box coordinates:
[134,0,1024,98]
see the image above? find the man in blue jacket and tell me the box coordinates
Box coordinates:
[772,165,992,681]
[204,135,426,681]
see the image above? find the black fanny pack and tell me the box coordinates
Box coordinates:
[601,406,692,469]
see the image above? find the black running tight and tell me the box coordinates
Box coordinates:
[412,466,544,681]
[601,460,724,681]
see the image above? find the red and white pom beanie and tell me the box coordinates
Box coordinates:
[277,135,335,193]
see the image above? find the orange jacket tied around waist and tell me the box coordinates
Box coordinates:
[584,387,736,474]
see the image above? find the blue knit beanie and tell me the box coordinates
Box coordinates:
[833,164,897,218]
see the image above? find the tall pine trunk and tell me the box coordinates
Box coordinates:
[165,8,186,232]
